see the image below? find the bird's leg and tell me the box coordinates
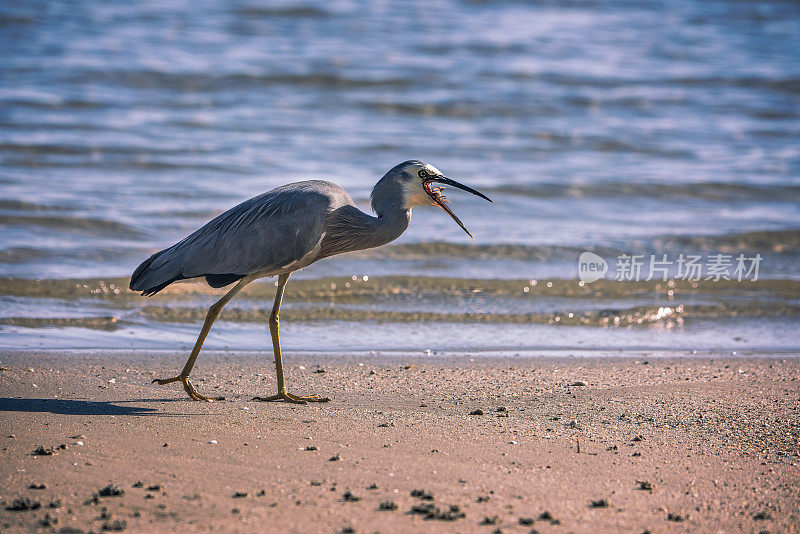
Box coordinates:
[253,273,330,405]
[153,277,252,401]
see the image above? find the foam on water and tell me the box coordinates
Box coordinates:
[1,275,798,351]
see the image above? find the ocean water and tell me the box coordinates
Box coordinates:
[1,0,798,354]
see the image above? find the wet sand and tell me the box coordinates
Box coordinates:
[0,351,798,533]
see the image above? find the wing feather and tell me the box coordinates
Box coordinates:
[130,181,337,293]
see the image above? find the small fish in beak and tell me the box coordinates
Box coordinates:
[423,176,492,238]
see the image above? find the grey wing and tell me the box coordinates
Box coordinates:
[130,186,332,295]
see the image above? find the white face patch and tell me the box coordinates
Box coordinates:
[423,163,442,175]
[398,161,443,178]
[399,161,444,208]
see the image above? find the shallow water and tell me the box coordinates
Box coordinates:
[1,0,798,353]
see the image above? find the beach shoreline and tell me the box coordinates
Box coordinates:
[1,351,798,532]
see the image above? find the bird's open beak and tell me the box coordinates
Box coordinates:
[423,176,493,238]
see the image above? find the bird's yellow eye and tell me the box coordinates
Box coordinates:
[418,169,428,178]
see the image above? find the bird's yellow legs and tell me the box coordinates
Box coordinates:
[152,276,253,401]
[153,273,329,404]
[253,273,330,405]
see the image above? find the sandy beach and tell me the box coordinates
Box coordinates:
[0,351,797,533]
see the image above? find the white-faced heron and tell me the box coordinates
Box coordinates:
[130,160,492,403]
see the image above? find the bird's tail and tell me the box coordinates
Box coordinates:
[129,248,186,296]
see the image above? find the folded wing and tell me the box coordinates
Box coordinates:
[130,182,333,295]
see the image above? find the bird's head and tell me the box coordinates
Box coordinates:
[374,160,492,238]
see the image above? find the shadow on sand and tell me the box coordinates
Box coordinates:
[0,397,160,416]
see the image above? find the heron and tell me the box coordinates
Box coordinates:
[130,160,492,403]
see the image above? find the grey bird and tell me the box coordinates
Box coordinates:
[130,160,492,403]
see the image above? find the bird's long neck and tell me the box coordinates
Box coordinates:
[318,203,410,259]
[318,174,413,259]
[369,206,412,247]
[363,176,412,248]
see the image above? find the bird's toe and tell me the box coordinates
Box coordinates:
[152,376,182,385]
[252,392,329,404]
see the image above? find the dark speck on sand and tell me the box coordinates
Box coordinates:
[410,489,434,501]
[409,502,465,521]
[102,519,127,531]
[667,512,686,522]
[38,512,58,527]
[6,497,41,511]
[97,484,124,497]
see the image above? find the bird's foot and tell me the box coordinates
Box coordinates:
[152,375,224,402]
[252,391,330,405]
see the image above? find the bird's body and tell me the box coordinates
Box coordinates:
[131,180,412,296]
[130,160,491,403]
